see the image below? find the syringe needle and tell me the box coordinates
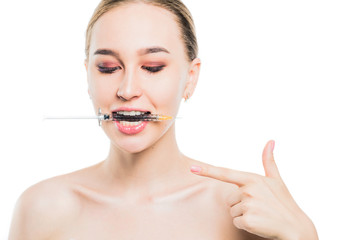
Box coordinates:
[43,107,178,126]
[43,116,101,120]
[43,114,110,126]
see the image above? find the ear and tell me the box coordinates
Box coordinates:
[84,59,91,99]
[84,59,89,71]
[183,58,201,99]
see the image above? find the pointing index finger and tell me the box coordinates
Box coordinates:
[190,164,258,186]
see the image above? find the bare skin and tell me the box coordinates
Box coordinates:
[9,3,317,239]
[9,156,265,240]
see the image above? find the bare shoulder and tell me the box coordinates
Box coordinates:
[8,168,88,240]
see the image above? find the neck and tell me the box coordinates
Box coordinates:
[101,124,191,196]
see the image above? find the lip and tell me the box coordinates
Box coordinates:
[115,120,148,135]
[111,106,150,135]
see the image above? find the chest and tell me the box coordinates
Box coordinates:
[53,194,242,240]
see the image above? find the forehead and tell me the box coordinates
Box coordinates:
[90,3,183,56]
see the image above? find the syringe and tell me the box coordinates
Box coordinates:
[43,108,173,126]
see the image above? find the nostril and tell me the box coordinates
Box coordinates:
[118,95,128,101]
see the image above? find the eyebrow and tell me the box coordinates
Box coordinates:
[137,46,170,55]
[93,46,170,60]
[93,49,122,64]
[94,49,118,57]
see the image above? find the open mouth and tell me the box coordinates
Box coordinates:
[112,110,150,134]
[112,110,151,122]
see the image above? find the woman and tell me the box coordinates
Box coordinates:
[9,0,318,239]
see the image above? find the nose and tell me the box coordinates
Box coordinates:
[116,69,142,101]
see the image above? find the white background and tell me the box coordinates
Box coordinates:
[1,0,359,239]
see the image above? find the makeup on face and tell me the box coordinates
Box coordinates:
[92,47,170,75]
[111,109,174,135]
[45,46,176,131]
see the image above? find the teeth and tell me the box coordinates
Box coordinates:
[119,121,143,126]
[116,111,146,116]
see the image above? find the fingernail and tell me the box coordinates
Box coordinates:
[190,166,202,173]
[271,140,275,152]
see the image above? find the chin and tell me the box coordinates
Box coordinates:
[105,120,174,154]
[108,130,160,154]
[115,139,150,154]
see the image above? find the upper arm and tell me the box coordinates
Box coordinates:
[8,178,78,240]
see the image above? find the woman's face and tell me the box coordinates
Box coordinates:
[86,3,200,153]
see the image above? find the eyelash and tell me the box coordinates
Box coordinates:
[98,66,121,74]
[97,65,165,74]
[141,65,165,74]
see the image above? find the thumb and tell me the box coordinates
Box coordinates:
[262,140,281,179]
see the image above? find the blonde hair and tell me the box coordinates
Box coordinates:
[85,0,198,62]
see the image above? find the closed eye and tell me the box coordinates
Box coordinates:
[97,66,121,74]
[142,65,165,74]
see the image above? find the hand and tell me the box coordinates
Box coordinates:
[190,140,318,240]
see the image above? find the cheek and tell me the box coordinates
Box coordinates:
[88,73,116,106]
[158,82,181,102]
[148,75,185,113]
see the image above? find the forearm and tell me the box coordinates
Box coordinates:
[282,215,318,240]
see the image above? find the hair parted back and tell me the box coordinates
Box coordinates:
[85,0,198,62]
